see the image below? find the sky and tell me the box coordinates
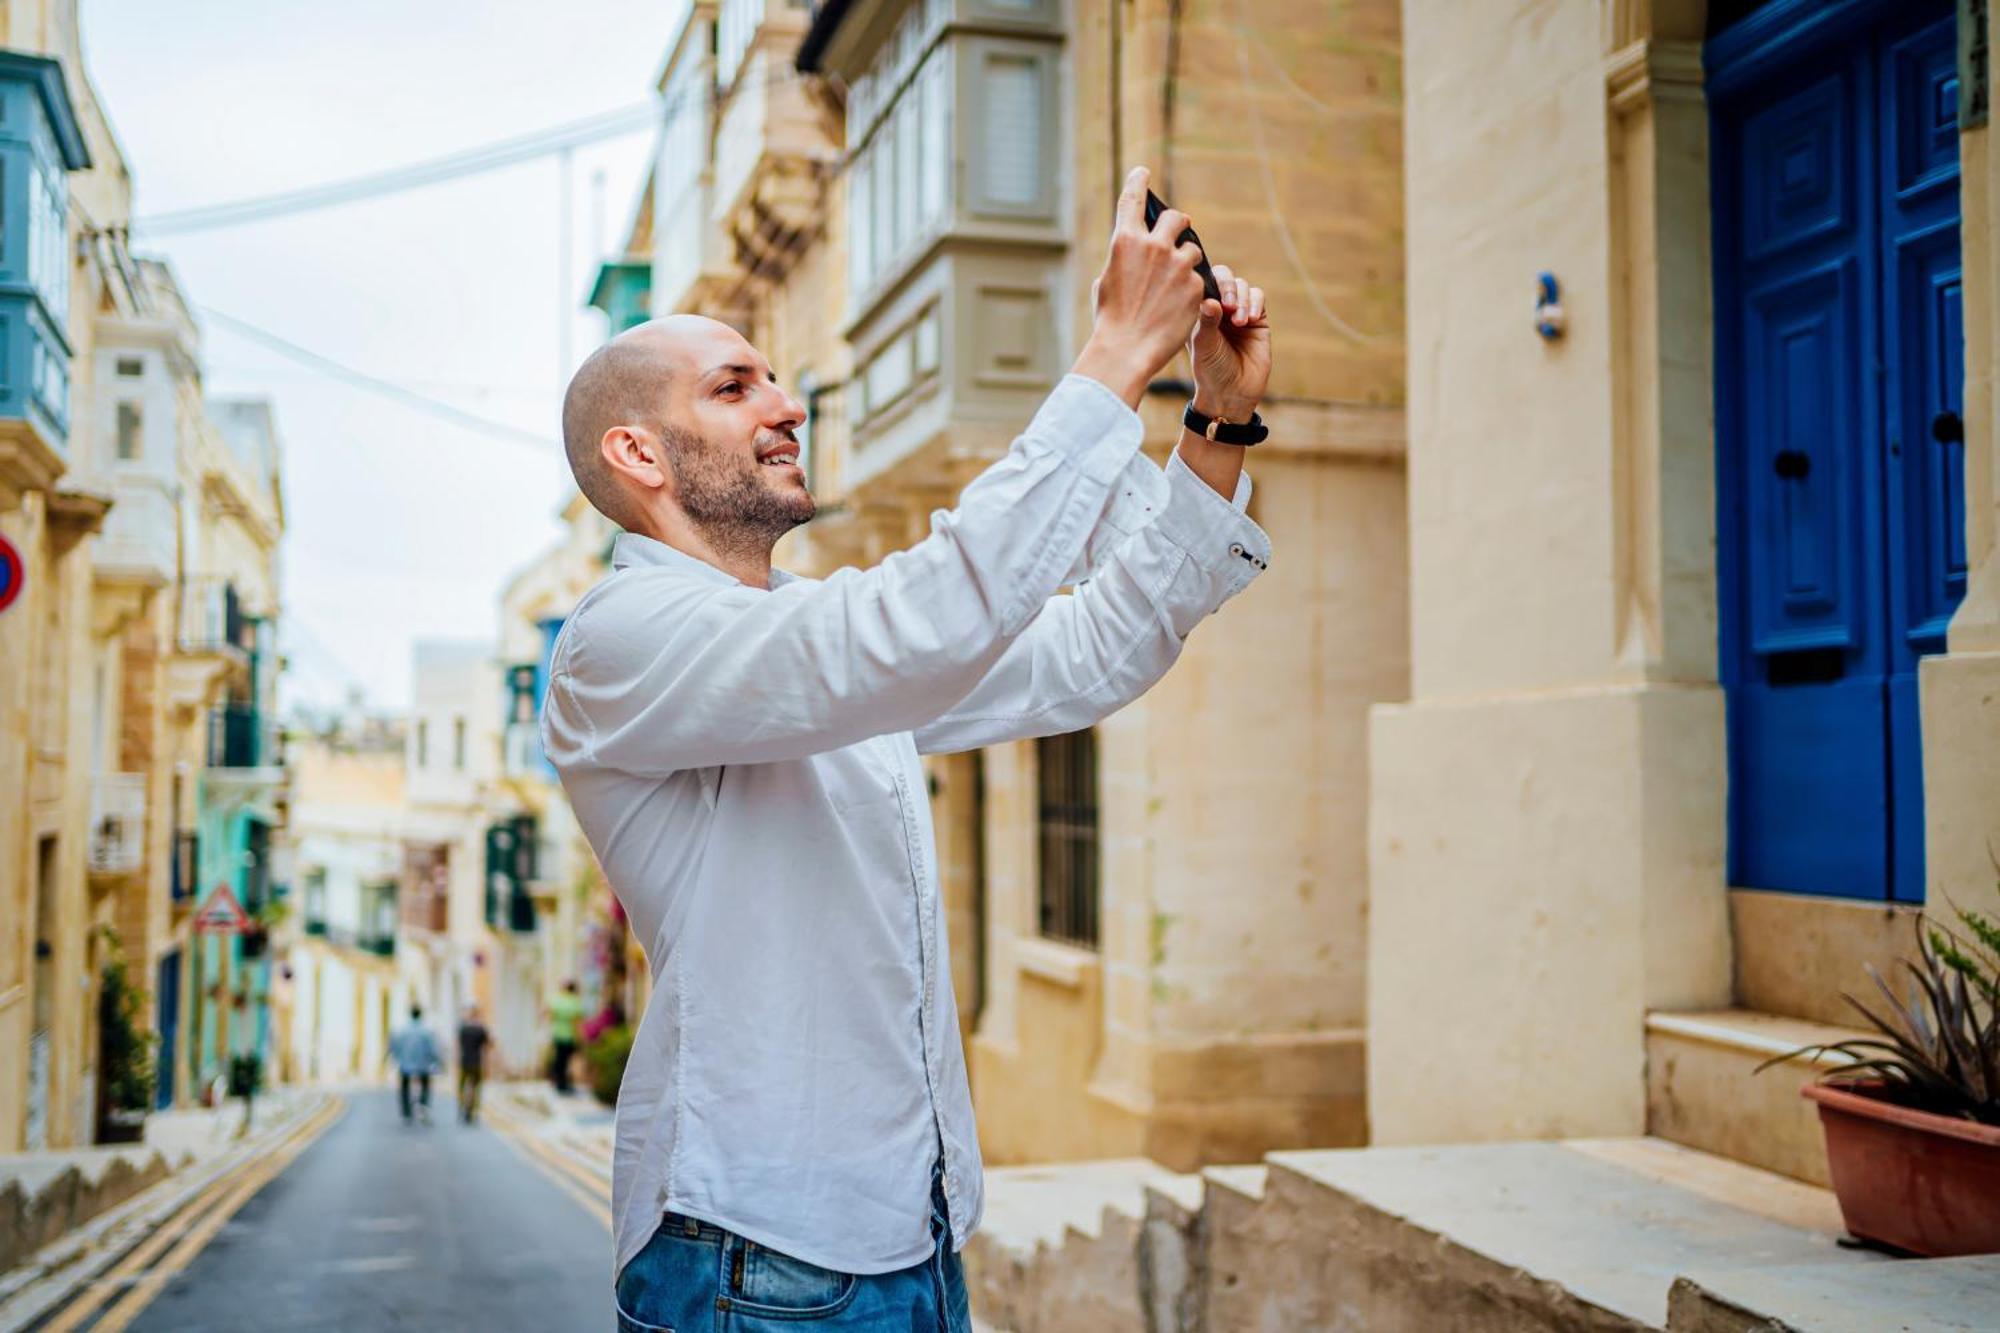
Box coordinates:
[83,0,686,712]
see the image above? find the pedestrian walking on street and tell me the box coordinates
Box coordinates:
[545,978,583,1096]
[389,1004,442,1124]
[456,1004,491,1124]
[388,1000,440,1112]
[547,165,1271,1332]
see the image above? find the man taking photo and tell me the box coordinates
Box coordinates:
[546,166,1271,1332]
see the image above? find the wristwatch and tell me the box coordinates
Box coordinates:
[1183,402,1268,446]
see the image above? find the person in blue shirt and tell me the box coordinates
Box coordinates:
[389,1004,442,1124]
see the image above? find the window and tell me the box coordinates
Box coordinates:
[846,43,954,301]
[977,50,1044,209]
[416,720,428,768]
[453,717,466,771]
[115,357,143,379]
[1035,729,1099,948]
[717,0,767,88]
[115,401,142,460]
[27,162,66,328]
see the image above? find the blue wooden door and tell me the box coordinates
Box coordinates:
[1711,1,1964,902]
[155,949,180,1109]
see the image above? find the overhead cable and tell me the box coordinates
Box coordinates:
[133,67,806,236]
[199,305,555,452]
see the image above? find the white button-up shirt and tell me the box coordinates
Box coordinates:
[542,374,1270,1279]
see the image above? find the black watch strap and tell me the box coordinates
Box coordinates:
[1183,403,1268,446]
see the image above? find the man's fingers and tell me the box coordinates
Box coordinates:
[1248,286,1266,323]
[1211,264,1236,301]
[1232,276,1251,323]
[1115,166,1150,232]
[1152,206,1191,243]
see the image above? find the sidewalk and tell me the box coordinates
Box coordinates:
[0,1086,328,1331]
[485,1081,614,1187]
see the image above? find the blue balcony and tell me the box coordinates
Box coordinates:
[0,51,88,501]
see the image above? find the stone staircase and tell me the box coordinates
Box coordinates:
[1644,1007,1861,1187]
[964,1137,1997,1331]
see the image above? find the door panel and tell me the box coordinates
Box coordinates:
[1877,12,1963,900]
[1731,677,1889,897]
[1742,260,1865,656]
[1712,0,1962,902]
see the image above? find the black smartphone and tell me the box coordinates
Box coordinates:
[1144,188,1223,303]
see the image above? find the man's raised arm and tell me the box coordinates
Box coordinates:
[543,168,1214,776]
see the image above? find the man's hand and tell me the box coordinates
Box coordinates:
[1071,166,1207,408]
[1175,264,1269,501]
[1188,263,1269,423]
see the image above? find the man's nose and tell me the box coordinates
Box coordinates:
[766,387,806,431]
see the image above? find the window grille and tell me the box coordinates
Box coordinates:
[1036,729,1099,948]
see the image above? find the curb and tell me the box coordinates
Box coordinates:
[0,1091,334,1333]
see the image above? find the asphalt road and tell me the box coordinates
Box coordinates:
[126,1089,614,1332]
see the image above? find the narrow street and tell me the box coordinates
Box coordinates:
[115,1091,613,1332]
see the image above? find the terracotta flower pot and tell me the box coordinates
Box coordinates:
[1804,1081,2000,1257]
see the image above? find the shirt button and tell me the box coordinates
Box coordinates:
[1228,542,1245,558]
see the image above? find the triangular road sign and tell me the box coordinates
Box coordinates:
[192,884,251,934]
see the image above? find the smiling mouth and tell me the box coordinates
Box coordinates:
[757,447,799,469]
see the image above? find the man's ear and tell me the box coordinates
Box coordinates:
[601,425,671,498]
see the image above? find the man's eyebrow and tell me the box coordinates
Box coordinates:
[700,362,777,383]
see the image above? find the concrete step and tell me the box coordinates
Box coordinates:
[1207,1137,1856,1332]
[1668,1254,2000,1332]
[1646,1007,1865,1186]
[963,1159,1202,1333]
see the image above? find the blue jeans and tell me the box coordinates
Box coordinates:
[614,1175,972,1332]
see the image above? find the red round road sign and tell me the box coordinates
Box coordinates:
[0,534,22,615]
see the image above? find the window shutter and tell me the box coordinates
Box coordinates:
[895,95,920,251]
[921,57,951,226]
[980,54,1042,207]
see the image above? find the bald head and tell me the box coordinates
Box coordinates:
[560,316,736,529]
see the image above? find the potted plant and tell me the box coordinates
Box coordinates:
[1761,879,2000,1256]
[95,928,155,1143]
[584,1024,634,1107]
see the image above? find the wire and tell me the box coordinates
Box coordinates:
[1227,0,1379,345]
[132,67,807,236]
[198,306,556,452]
[135,103,661,235]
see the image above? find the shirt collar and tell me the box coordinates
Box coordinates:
[610,530,803,589]
[611,531,737,584]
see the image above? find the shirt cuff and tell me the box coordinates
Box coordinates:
[1023,373,1147,489]
[1154,448,1272,585]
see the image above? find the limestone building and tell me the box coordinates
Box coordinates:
[1,1,288,1145]
[398,640,506,1065]
[285,730,407,1085]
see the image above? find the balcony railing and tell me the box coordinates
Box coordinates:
[87,774,147,875]
[95,480,177,586]
[206,704,273,769]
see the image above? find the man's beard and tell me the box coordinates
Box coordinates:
[660,422,816,561]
